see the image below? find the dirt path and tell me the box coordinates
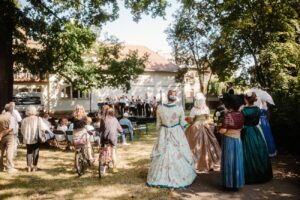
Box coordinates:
[175,154,300,200]
[0,131,299,200]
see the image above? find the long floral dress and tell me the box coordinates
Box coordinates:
[241,106,273,184]
[147,103,197,188]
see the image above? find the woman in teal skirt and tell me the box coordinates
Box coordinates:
[241,92,273,184]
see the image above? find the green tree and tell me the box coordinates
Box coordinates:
[166,7,216,94]
[181,0,300,91]
[0,0,167,109]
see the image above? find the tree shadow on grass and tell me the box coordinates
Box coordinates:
[177,157,300,200]
[0,157,169,200]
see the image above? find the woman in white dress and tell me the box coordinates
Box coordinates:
[147,90,196,188]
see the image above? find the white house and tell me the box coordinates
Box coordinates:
[14,45,185,113]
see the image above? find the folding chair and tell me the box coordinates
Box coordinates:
[65,131,74,150]
[53,130,67,149]
[135,119,148,134]
[121,124,133,141]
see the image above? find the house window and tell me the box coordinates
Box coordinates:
[61,86,89,99]
[72,88,89,99]
[32,87,42,93]
[61,86,72,98]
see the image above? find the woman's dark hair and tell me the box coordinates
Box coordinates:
[245,92,257,105]
[228,88,235,95]
[223,93,244,111]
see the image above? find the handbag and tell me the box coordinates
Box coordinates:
[37,117,47,143]
[38,129,47,143]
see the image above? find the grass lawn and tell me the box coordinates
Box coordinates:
[0,125,176,200]
[1,123,300,200]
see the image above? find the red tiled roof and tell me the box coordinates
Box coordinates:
[121,45,178,73]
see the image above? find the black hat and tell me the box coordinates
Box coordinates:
[223,93,244,111]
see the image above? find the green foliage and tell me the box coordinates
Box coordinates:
[270,89,300,154]
[5,0,167,92]
[207,75,226,95]
[175,67,188,83]
[166,7,215,93]
[180,0,300,93]
[124,0,168,21]
[90,41,148,92]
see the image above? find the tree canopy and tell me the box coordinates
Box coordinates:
[0,0,167,109]
[169,0,300,93]
[166,7,216,93]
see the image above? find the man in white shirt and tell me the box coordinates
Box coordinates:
[4,103,21,157]
[1,104,18,173]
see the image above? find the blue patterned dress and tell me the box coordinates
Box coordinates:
[260,109,277,156]
[147,103,197,188]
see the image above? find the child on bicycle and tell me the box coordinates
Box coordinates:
[72,105,94,163]
[101,108,123,172]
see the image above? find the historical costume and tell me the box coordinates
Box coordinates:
[185,93,221,171]
[147,91,196,188]
[259,101,277,156]
[219,94,245,189]
[241,92,273,184]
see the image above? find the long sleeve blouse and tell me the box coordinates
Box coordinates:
[21,116,46,144]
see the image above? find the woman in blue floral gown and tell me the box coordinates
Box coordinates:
[147,90,196,188]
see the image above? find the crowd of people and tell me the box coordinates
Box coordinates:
[0,102,135,174]
[0,89,276,191]
[147,89,275,190]
[98,95,159,117]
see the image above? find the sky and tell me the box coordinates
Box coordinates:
[101,1,179,55]
[19,0,179,54]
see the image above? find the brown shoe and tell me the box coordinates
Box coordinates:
[27,167,31,172]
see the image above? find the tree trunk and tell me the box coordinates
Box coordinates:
[0,1,14,110]
[206,71,213,95]
[198,73,205,94]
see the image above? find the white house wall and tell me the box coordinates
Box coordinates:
[47,72,183,113]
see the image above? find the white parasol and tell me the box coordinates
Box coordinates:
[246,88,275,105]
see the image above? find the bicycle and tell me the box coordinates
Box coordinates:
[98,143,113,178]
[73,133,94,176]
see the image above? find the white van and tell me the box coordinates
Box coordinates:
[13,92,44,115]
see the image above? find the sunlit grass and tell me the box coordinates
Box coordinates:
[1,123,299,200]
[0,124,174,200]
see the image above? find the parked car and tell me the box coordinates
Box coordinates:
[13,92,44,116]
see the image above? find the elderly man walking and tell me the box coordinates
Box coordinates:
[3,103,22,157]
[0,106,17,174]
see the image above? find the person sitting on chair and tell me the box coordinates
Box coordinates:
[57,117,69,132]
[119,113,134,142]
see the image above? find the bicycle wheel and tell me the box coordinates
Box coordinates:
[75,150,85,176]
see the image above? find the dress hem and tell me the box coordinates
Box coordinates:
[269,151,277,157]
[146,182,193,189]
